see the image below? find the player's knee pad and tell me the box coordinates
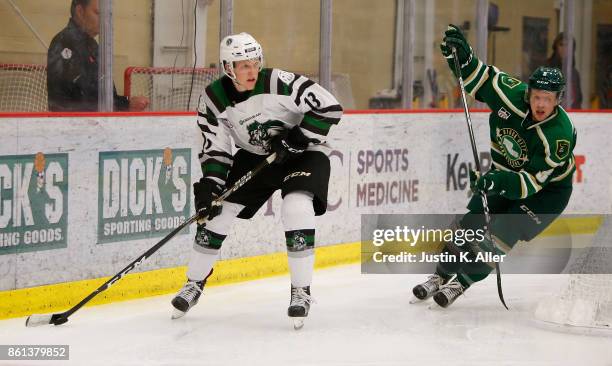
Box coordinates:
[281,191,315,232]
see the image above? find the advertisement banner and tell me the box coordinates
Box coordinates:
[97,148,191,244]
[0,153,68,255]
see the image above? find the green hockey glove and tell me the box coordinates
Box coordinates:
[474,170,507,196]
[440,24,473,68]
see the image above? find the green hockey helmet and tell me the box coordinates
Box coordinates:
[528,67,565,92]
[525,66,565,103]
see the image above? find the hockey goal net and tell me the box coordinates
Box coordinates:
[534,216,612,330]
[124,66,218,111]
[0,63,47,112]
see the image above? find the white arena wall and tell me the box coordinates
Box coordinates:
[0,111,609,291]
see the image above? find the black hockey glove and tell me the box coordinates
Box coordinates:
[440,24,473,68]
[193,178,224,220]
[270,126,316,165]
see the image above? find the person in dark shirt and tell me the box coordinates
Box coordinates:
[47,0,149,112]
[547,32,582,109]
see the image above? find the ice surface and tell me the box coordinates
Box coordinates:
[1,265,610,366]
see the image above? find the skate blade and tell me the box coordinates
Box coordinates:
[427,302,446,310]
[292,317,305,330]
[171,309,187,320]
[409,295,427,304]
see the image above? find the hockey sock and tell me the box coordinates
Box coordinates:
[286,230,316,287]
[187,246,220,281]
[186,201,243,281]
[282,191,316,288]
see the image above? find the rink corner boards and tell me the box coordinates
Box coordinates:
[0,215,602,321]
[0,241,360,321]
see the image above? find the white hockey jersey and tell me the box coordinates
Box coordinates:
[197,68,343,186]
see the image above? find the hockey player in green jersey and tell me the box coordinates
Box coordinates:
[412,25,577,308]
[171,33,342,328]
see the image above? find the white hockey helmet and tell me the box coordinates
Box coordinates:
[220,32,263,80]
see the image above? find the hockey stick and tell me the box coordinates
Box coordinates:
[25,153,277,327]
[450,47,508,310]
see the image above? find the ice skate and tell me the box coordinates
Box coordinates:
[433,279,466,308]
[288,286,312,330]
[171,279,205,319]
[411,274,448,303]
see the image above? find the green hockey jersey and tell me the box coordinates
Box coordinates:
[447,56,577,200]
[197,68,343,186]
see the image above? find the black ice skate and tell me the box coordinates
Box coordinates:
[288,285,312,330]
[412,274,448,302]
[433,279,466,308]
[171,279,205,319]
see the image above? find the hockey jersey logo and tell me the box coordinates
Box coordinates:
[497,107,511,120]
[246,120,285,151]
[496,128,528,168]
[555,140,570,160]
[500,75,521,89]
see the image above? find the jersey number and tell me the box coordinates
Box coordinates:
[305,92,321,109]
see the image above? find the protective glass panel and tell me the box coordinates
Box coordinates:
[350,0,479,110]
[592,0,612,109]
[417,0,478,109]
[332,0,395,110]
[232,0,321,87]
[124,0,216,111]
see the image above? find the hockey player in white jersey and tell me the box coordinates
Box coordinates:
[171,33,342,329]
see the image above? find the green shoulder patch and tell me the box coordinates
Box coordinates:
[500,75,521,89]
[555,139,570,160]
